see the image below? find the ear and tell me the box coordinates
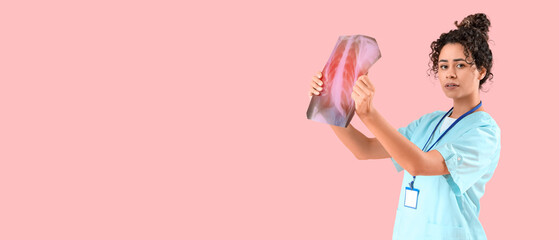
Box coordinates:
[478,67,487,81]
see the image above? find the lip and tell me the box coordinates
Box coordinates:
[445,83,459,89]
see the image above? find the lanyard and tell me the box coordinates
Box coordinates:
[409,101,482,189]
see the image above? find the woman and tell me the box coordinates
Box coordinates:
[308,13,500,240]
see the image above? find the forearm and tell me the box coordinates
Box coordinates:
[360,109,426,174]
[330,124,389,159]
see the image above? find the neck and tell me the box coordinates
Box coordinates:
[449,95,483,118]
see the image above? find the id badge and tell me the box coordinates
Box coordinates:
[404,187,419,209]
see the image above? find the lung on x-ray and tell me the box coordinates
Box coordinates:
[306,35,381,127]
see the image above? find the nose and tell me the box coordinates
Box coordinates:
[446,69,457,79]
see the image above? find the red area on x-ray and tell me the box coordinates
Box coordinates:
[307,35,382,127]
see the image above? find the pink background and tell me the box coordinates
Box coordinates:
[1,0,556,239]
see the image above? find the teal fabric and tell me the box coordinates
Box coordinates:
[390,111,501,240]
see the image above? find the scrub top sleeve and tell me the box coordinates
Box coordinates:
[391,117,423,172]
[434,126,501,196]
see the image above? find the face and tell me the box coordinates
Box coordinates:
[437,43,486,100]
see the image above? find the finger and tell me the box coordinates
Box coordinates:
[309,88,320,95]
[310,81,322,93]
[316,71,322,79]
[355,79,372,96]
[353,83,366,97]
[359,76,376,94]
[309,90,320,97]
[351,91,359,102]
[354,79,370,96]
[358,75,373,89]
[311,82,323,92]
[312,76,323,87]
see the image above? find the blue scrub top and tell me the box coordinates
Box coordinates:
[391,110,501,240]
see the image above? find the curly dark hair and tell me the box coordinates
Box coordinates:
[429,13,494,89]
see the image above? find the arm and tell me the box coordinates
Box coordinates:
[351,75,449,176]
[330,124,391,160]
[360,111,449,176]
[309,72,390,160]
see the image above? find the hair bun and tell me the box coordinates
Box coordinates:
[454,13,491,40]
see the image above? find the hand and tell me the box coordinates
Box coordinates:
[351,74,376,117]
[308,71,324,99]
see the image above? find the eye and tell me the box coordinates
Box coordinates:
[457,63,465,69]
[439,65,447,70]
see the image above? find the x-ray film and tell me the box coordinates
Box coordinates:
[306,35,381,127]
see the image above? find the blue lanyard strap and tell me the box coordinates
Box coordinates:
[409,101,482,189]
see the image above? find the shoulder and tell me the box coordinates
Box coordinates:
[465,111,500,132]
[454,111,501,147]
[420,110,500,129]
[418,110,500,135]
